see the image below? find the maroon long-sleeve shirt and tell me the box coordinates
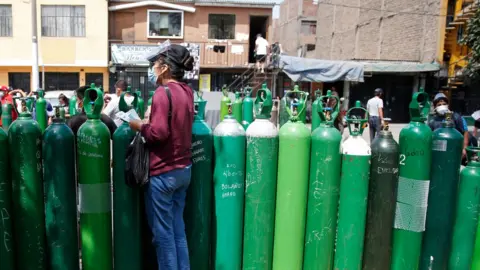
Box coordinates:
[141,82,194,176]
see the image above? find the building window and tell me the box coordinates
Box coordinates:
[301,20,317,35]
[8,73,30,92]
[40,72,80,90]
[41,5,86,37]
[208,14,235,40]
[85,73,103,88]
[147,10,183,39]
[0,5,12,37]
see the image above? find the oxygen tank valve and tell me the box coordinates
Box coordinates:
[383,118,391,131]
[227,103,233,115]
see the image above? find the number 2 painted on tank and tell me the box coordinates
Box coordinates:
[399,154,406,166]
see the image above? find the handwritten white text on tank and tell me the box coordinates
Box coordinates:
[79,151,104,158]
[221,183,244,190]
[222,191,237,198]
[222,170,243,178]
[193,156,206,164]
[192,147,205,157]
[377,167,398,174]
[192,140,203,148]
[1,207,12,252]
[78,133,102,148]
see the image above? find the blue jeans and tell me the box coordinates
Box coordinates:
[369,116,381,143]
[144,165,192,270]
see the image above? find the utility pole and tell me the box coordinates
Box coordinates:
[32,0,39,92]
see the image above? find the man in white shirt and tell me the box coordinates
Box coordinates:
[255,34,269,73]
[102,80,134,125]
[366,88,384,143]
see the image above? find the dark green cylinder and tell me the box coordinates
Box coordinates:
[363,129,399,270]
[420,121,463,270]
[9,109,46,270]
[449,150,480,269]
[43,118,79,270]
[213,115,246,269]
[1,103,12,131]
[273,120,311,270]
[334,135,371,270]
[184,105,213,270]
[0,127,14,270]
[136,90,145,119]
[303,123,342,270]
[113,123,142,270]
[310,95,321,132]
[77,86,112,270]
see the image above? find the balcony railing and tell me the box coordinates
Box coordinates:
[108,39,251,68]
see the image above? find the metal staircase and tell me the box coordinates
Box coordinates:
[226,64,281,96]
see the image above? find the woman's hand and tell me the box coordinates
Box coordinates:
[129,120,143,131]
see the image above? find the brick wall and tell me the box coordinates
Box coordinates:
[315,0,442,62]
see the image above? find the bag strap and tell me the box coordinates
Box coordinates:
[165,86,172,131]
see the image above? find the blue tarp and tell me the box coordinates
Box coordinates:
[280,55,365,82]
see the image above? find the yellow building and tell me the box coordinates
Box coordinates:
[0,0,108,91]
[443,0,478,91]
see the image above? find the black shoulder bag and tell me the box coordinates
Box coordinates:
[125,87,172,188]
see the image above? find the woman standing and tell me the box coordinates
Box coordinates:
[129,44,195,270]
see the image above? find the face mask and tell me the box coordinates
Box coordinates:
[436,104,449,115]
[0,92,4,98]
[148,67,158,86]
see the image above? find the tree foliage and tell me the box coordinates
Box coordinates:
[461,8,480,78]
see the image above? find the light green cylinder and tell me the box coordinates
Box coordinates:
[272,120,311,270]
[232,92,243,124]
[213,115,246,270]
[449,151,480,269]
[36,89,47,132]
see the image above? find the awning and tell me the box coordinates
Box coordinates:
[279,55,365,82]
[108,1,196,13]
[361,61,441,73]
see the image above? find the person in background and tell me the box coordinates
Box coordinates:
[366,88,384,143]
[68,85,117,137]
[428,93,469,159]
[269,41,283,68]
[129,44,195,270]
[58,93,69,108]
[0,86,19,127]
[102,80,133,124]
[255,34,269,73]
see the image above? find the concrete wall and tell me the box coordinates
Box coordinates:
[315,0,443,62]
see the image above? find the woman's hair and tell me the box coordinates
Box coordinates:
[58,93,69,104]
[155,46,194,81]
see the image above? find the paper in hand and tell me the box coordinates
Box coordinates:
[116,109,141,123]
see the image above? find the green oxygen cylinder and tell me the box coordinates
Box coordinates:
[43,106,79,270]
[272,90,310,270]
[303,90,342,270]
[1,103,12,131]
[59,106,66,120]
[391,88,433,270]
[334,101,371,270]
[295,85,307,124]
[113,90,142,270]
[420,111,464,269]
[148,90,154,106]
[310,89,322,132]
[77,84,112,270]
[363,118,399,270]
[232,91,243,124]
[69,94,77,117]
[184,90,213,270]
[242,87,254,130]
[243,85,278,269]
[136,90,145,119]
[0,118,14,270]
[278,90,290,128]
[213,103,246,269]
[219,85,231,122]
[450,147,480,269]
[9,96,46,270]
[36,89,47,132]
